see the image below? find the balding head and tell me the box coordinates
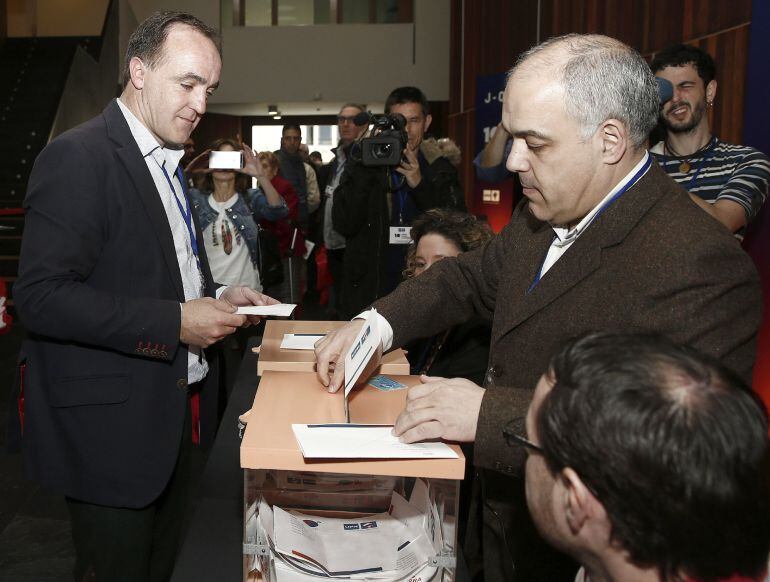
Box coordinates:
[528,332,770,581]
[509,34,658,149]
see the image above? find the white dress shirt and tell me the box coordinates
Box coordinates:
[367,152,652,351]
[117,98,207,383]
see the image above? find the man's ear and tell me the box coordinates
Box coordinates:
[129,56,146,91]
[561,468,598,534]
[706,79,717,105]
[423,113,433,134]
[596,119,627,165]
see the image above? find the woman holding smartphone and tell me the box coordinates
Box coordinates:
[187,139,288,292]
[186,138,288,390]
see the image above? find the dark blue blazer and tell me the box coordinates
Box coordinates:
[14,99,219,508]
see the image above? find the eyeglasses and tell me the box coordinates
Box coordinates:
[337,115,356,124]
[504,417,603,500]
[502,417,543,454]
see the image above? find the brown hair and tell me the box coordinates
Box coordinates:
[258,151,280,171]
[202,138,249,193]
[403,209,493,278]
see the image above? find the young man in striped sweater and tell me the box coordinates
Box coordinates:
[651,44,769,239]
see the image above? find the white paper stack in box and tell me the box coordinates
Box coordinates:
[240,371,464,582]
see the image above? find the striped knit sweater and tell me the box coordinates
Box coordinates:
[651,137,769,237]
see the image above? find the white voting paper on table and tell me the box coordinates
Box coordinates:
[291,424,459,460]
[236,303,296,317]
[280,334,325,350]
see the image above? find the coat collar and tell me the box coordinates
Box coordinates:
[103,98,186,301]
[493,163,670,340]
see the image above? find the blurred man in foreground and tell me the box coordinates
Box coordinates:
[516,332,770,582]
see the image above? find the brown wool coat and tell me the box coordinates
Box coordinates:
[375,161,761,475]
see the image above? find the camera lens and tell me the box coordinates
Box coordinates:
[372,143,392,159]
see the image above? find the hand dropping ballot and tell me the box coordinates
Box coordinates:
[343,312,383,420]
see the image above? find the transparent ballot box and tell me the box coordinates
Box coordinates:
[240,371,464,582]
[257,320,410,376]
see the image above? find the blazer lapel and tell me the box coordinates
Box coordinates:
[104,100,186,302]
[495,165,666,340]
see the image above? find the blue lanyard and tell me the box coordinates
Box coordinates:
[397,190,408,225]
[527,155,653,293]
[389,170,410,225]
[158,162,200,265]
[685,138,716,191]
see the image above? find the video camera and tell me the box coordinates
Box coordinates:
[355,112,409,167]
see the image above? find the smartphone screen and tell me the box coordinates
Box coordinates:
[209,150,244,170]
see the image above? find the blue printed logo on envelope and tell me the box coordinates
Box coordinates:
[368,375,407,392]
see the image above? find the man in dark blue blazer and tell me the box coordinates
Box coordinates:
[14,11,274,582]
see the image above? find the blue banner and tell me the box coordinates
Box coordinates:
[475,73,508,154]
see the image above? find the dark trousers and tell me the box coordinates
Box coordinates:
[327,248,345,319]
[66,400,192,582]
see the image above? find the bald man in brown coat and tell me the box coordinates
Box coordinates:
[315,34,761,581]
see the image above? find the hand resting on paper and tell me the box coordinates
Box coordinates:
[392,375,484,443]
[314,319,383,393]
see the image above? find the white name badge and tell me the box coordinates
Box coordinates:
[389,226,412,245]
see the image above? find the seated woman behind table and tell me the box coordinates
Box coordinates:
[403,209,493,386]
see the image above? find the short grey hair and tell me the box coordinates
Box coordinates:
[510,34,658,148]
[339,103,367,114]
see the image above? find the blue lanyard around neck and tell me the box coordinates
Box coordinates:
[527,155,653,294]
[158,162,200,265]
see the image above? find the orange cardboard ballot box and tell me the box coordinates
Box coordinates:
[240,371,464,582]
[256,320,410,376]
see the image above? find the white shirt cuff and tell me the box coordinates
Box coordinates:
[215,286,227,299]
[354,309,394,351]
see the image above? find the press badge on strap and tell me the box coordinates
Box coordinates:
[389,226,411,245]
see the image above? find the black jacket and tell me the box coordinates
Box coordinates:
[13,99,219,508]
[332,142,464,318]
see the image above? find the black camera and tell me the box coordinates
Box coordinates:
[360,113,408,167]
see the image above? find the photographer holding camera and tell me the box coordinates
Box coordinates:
[332,86,465,319]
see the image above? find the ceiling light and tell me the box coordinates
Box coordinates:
[268,104,278,115]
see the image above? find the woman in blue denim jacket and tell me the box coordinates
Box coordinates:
[187,139,288,292]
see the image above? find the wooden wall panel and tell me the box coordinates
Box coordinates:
[449,0,755,195]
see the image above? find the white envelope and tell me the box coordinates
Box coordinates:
[280,333,325,350]
[291,424,459,460]
[236,304,296,317]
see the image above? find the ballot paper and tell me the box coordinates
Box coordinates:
[280,333,325,350]
[251,486,445,581]
[274,506,400,575]
[236,303,297,317]
[343,312,381,399]
[291,424,459,460]
[408,478,443,553]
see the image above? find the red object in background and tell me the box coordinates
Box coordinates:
[470,178,516,233]
[743,205,770,413]
[315,244,333,306]
[191,392,200,445]
[0,279,13,334]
